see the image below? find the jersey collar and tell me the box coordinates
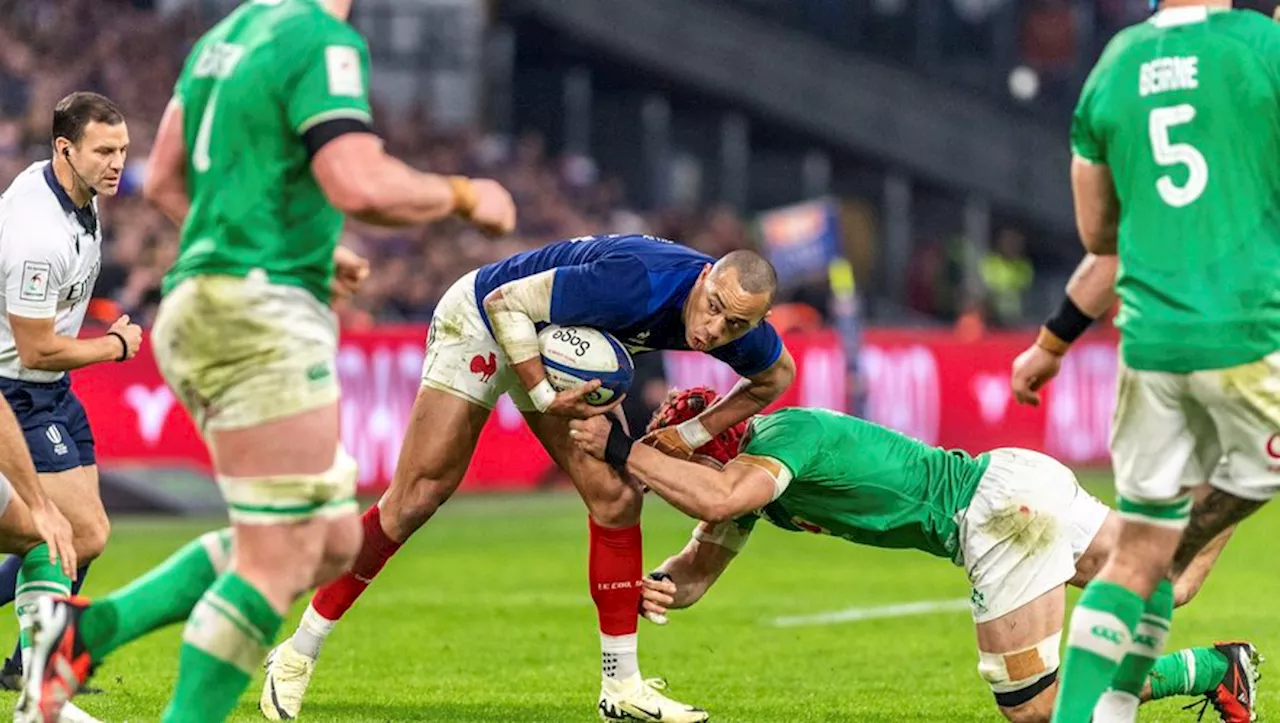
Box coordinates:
[42,161,97,239]
[1149,5,1227,27]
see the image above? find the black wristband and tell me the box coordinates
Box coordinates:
[647,571,672,582]
[107,331,128,362]
[604,417,634,470]
[1043,296,1095,345]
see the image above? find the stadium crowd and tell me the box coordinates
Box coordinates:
[0,0,1074,332]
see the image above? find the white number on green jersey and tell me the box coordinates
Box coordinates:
[1149,104,1208,208]
[191,43,245,174]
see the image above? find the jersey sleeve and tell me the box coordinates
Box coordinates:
[284,23,374,136]
[0,210,66,319]
[548,256,652,329]
[709,321,783,377]
[1070,69,1106,164]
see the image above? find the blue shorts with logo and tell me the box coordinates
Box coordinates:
[0,376,95,474]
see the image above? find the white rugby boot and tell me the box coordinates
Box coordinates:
[598,674,710,722]
[259,638,316,720]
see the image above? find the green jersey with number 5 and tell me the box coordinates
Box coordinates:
[1071,7,1280,373]
[164,0,374,304]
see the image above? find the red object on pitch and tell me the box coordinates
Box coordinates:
[311,506,402,621]
[647,386,748,466]
[588,518,643,636]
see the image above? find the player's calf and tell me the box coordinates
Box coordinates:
[311,512,362,589]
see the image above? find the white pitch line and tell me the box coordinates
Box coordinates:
[769,598,971,628]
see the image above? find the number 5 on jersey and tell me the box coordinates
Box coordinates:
[1149,104,1208,208]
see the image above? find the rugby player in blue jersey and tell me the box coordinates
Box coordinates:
[261,234,795,722]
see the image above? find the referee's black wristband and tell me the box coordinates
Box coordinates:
[107,331,128,362]
[604,417,634,470]
[1043,296,1096,347]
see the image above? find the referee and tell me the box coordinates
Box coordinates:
[0,92,141,711]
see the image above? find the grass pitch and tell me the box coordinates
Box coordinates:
[2,472,1275,722]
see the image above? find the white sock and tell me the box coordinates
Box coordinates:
[1092,689,1140,723]
[291,604,336,660]
[601,633,639,681]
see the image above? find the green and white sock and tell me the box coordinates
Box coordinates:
[1148,647,1230,700]
[162,571,282,723]
[79,529,231,662]
[1052,580,1145,723]
[15,543,71,671]
[1111,578,1174,697]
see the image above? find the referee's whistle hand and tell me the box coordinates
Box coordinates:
[108,314,143,361]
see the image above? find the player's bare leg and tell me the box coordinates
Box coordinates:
[528,413,708,723]
[173,403,360,723]
[21,400,361,723]
[263,386,489,720]
[1055,513,1184,723]
[975,586,1066,723]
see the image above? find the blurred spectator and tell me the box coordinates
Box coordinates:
[981,227,1034,327]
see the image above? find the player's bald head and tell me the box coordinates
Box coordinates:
[710,250,778,307]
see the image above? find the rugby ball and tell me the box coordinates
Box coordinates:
[538,325,634,406]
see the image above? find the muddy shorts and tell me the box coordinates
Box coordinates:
[152,273,340,432]
[957,448,1110,623]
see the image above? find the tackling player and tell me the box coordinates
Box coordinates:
[19,1,515,721]
[0,92,142,722]
[569,388,1260,723]
[261,234,795,722]
[1044,2,1280,721]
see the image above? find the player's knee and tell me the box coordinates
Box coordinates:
[980,633,1060,723]
[74,513,111,562]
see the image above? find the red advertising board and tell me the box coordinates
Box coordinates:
[73,327,1119,493]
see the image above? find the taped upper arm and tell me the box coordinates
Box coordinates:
[725,455,791,504]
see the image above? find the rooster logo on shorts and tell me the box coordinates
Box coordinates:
[470,353,498,383]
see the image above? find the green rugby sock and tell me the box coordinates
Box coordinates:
[162,572,282,723]
[1052,580,1144,723]
[79,529,230,661]
[1148,647,1230,699]
[15,543,71,670]
[1111,578,1174,696]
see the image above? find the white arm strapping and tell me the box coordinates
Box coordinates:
[692,520,753,553]
[485,269,556,366]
